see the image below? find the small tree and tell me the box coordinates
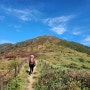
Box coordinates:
[9,60,18,77]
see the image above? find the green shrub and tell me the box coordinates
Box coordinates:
[79,58,84,62]
[68,63,79,69]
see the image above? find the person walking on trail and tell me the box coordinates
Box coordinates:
[29,55,36,75]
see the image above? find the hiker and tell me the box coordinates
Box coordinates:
[29,55,36,75]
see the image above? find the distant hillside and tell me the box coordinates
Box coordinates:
[57,39,90,55]
[0,43,14,54]
[0,35,90,55]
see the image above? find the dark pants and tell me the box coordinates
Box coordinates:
[29,62,35,75]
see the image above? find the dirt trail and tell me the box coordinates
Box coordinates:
[27,65,36,90]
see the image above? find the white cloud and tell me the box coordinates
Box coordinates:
[43,16,73,35]
[0,40,13,44]
[3,7,40,21]
[71,27,83,35]
[72,31,81,35]
[19,15,31,21]
[81,36,90,46]
[51,25,66,34]
[44,16,72,27]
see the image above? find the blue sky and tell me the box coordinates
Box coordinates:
[0,0,90,47]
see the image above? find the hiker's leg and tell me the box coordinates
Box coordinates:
[30,65,34,74]
[31,66,34,73]
[32,67,34,72]
[29,64,34,75]
[30,66,32,74]
[29,63,31,73]
[29,67,31,74]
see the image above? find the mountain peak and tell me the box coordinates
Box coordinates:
[0,35,90,55]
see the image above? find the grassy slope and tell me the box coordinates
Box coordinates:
[34,41,90,90]
[0,35,90,90]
